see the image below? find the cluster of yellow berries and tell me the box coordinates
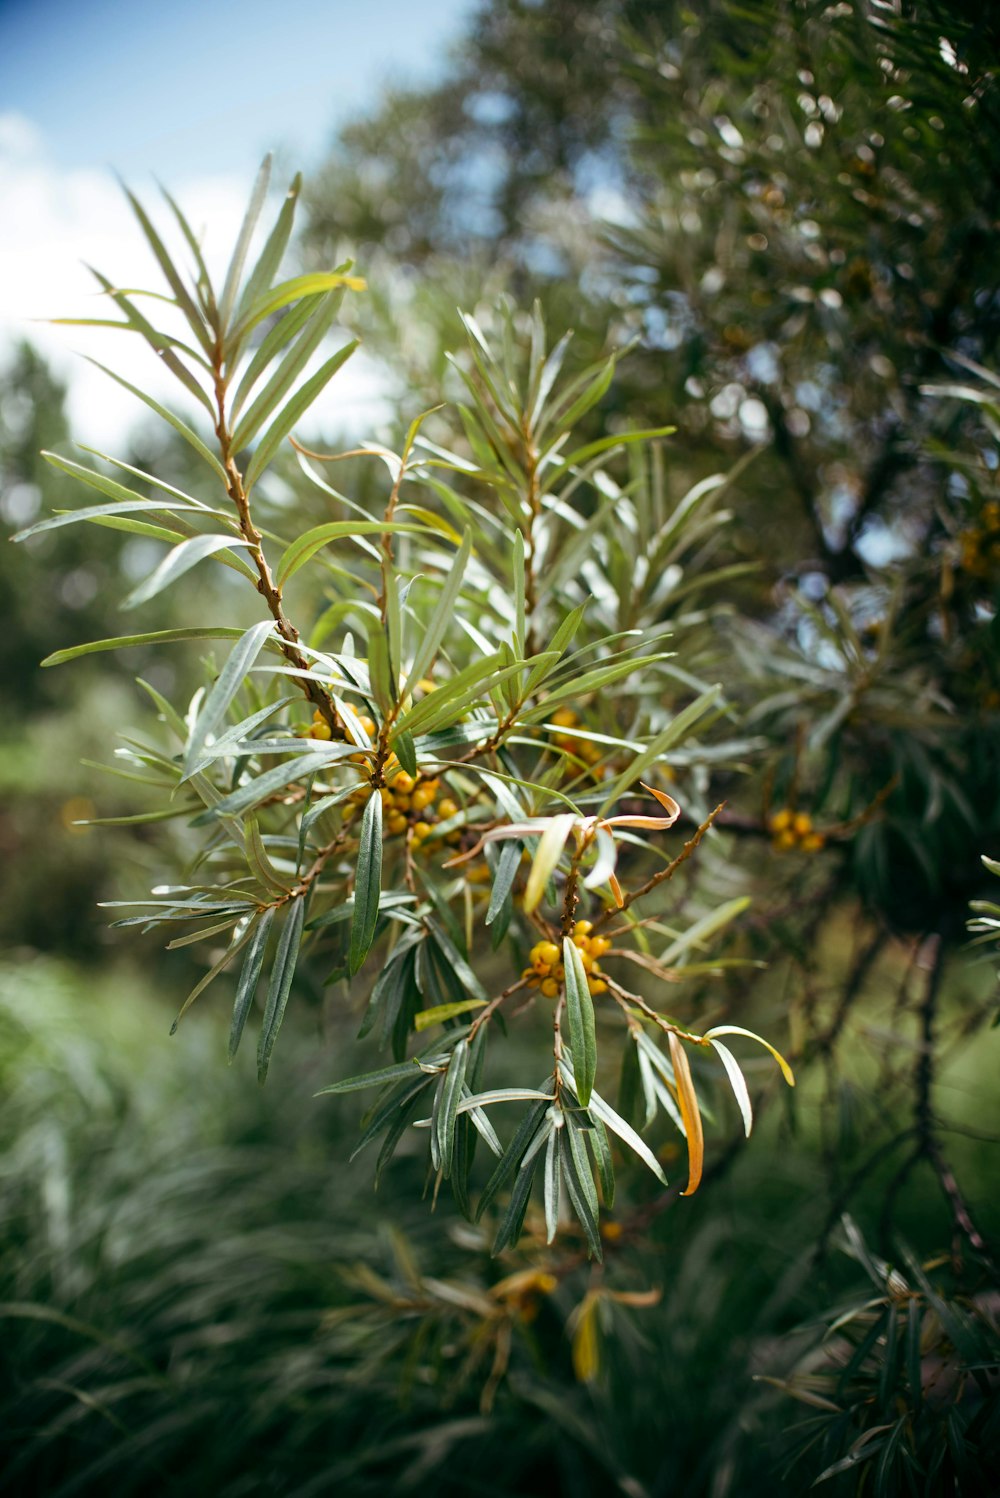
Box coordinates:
[522,921,612,997]
[549,707,604,770]
[305,710,459,845]
[959,501,1000,581]
[769,808,825,853]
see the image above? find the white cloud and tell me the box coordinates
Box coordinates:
[0,113,392,455]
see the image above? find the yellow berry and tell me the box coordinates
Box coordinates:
[550,707,578,728]
[801,832,825,853]
[540,977,560,998]
[357,715,377,737]
[392,771,416,796]
[467,863,490,884]
[578,950,595,972]
[413,821,432,840]
[411,784,436,812]
[573,920,593,937]
[530,941,561,968]
[769,809,793,833]
[379,787,393,806]
[793,812,813,836]
[393,794,412,813]
[588,978,607,995]
[589,935,612,958]
[437,798,459,820]
[775,829,797,850]
[386,812,407,837]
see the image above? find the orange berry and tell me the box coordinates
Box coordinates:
[540,977,560,998]
[793,812,813,836]
[800,832,825,853]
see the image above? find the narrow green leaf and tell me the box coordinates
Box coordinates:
[159,183,218,323]
[123,534,252,610]
[523,601,586,694]
[209,747,353,819]
[598,685,722,815]
[220,155,272,331]
[256,895,305,1083]
[414,998,486,1032]
[585,1114,615,1208]
[435,1038,469,1178]
[476,1098,551,1223]
[120,181,211,351]
[231,269,366,343]
[563,1065,668,1185]
[276,519,424,588]
[512,529,526,654]
[244,816,293,894]
[169,929,253,1035]
[228,908,274,1062]
[426,918,489,1003]
[183,620,276,773]
[395,729,417,778]
[543,1127,560,1243]
[315,1058,427,1096]
[493,1149,544,1256]
[485,838,521,927]
[231,289,341,451]
[244,341,359,490]
[86,265,215,414]
[559,1124,602,1258]
[366,620,393,713]
[234,171,302,324]
[349,790,383,975]
[41,626,254,668]
[402,528,472,696]
[82,357,227,482]
[13,497,201,543]
[563,937,597,1106]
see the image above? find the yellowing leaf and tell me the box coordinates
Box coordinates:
[523,813,577,914]
[571,1293,601,1383]
[702,1025,796,1086]
[668,1032,704,1196]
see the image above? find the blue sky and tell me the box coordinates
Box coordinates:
[0,0,476,444]
[0,0,476,179]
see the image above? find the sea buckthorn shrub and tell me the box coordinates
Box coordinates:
[14,160,794,1256]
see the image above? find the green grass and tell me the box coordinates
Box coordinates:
[1,954,996,1496]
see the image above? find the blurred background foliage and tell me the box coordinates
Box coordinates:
[2,0,999,1492]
